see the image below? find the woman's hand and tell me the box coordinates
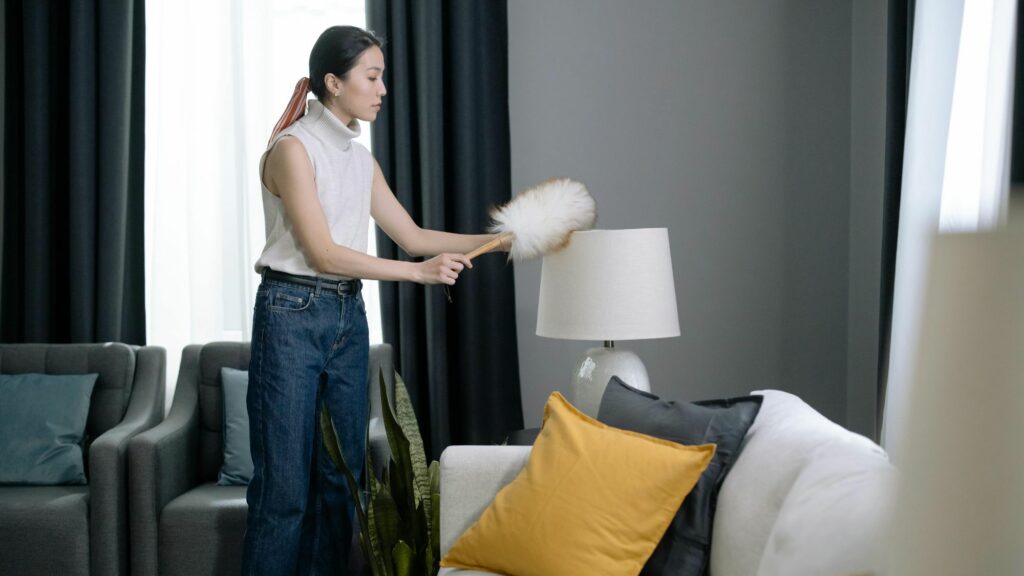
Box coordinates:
[415,253,473,285]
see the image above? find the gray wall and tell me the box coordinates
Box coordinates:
[846,1,887,437]
[509,0,885,429]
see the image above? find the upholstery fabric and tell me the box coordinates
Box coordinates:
[754,440,896,576]
[0,486,90,576]
[0,373,97,484]
[198,343,250,482]
[711,390,893,576]
[217,368,252,485]
[0,343,136,438]
[129,343,395,576]
[0,342,165,576]
[439,390,896,576]
[442,392,715,576]
[597,376,762,575]
[159,483,248,576]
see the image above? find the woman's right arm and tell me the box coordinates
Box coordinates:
[263,138,469,285]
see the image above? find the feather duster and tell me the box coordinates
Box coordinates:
[467,178,597,261]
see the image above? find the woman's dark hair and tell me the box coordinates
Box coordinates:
[309,26,383,101]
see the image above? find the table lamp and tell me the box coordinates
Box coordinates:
[536,228,680,416]
[887,218,1024,574]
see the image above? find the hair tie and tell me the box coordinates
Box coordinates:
[267,77,311,146]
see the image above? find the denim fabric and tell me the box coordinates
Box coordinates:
[242,276,369,576]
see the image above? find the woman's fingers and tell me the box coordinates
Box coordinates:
[419,253,474,285]
[453,254,472,270]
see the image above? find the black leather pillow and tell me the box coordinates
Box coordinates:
[597,377,763,576]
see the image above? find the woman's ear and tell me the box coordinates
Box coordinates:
[325,73,344,97]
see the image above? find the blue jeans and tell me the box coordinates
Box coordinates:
[242,275,369,576]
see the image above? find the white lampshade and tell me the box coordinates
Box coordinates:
[536,228,680,341]
[887,221,1024,574]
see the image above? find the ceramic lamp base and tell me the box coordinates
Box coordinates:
[571,346,650,417]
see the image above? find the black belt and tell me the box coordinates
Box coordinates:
[264,269,363,295]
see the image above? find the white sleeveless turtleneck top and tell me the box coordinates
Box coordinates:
[254,99,373,280]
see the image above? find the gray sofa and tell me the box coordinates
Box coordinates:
[128,341,395,576]
[0,343,166,576]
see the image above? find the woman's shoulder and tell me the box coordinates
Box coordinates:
[267,136,312,165]
[262,135,314,187]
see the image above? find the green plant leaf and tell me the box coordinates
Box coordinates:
[372,481,401,569]
[394,373,431,515]
[366,490,394,575]
[424,542,435,576]
[393,540,414,576]
[430,493,440,567]
[386,459,418,550]
[357,368,444,576]
[429,460,440,568]
[320,404,383,574]
[319,404,345,474]
[412,500,428,561]
[379,370,417,518]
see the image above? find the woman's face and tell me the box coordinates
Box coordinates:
[329,46,386,124]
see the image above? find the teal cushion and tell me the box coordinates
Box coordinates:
[0,373,98,485]
[218,367,253,485]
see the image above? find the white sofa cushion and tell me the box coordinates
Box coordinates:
[711,390,894,576]
[755,440,897,576]
[439,445,532,576]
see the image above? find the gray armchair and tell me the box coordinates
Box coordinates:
[0,343,166,576]
[128,342,395,576]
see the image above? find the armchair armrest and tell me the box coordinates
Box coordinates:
[438,445,531,556]
[90,345,166,576]
[128,345,202,576]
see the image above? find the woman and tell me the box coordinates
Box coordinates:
[243,25,506,575]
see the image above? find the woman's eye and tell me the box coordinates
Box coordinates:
[369,77,378,82]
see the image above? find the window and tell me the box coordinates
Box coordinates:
[939,0,1016,232]
[145,0,380,399]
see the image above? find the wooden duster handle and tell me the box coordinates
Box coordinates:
[466,233,513,260]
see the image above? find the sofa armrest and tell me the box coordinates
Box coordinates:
[439,445,531,557]
[128,345,202,576]
[89,346,166,576]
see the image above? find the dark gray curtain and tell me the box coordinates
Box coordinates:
[2,0,146,344]
[366,0,523,458]
[1011,1,1024,195]
[876,0,915,440]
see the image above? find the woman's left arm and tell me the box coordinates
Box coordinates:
[370,159,506,257]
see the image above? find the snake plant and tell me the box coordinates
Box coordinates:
[320,370,441,576]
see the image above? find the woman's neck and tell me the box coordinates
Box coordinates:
[323,100,354,127]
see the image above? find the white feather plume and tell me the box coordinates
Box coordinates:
[488,178,597,261]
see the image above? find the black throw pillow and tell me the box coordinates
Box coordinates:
[597,377,763,576]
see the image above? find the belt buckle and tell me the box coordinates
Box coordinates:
[336,281,346,296]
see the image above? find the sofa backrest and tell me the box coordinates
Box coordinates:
[710,390,896,576]
[0,343,136,440]
[197,342,251,481]
[194,341,396,482]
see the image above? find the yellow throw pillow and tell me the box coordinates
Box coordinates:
[441,392,716,576]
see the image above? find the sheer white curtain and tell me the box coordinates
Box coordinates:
[881,0,1017,460]
[145,0,381,406]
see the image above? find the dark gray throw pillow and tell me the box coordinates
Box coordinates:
[218,367,253,486]
[0,373,98,485]
[598,377,762,576]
